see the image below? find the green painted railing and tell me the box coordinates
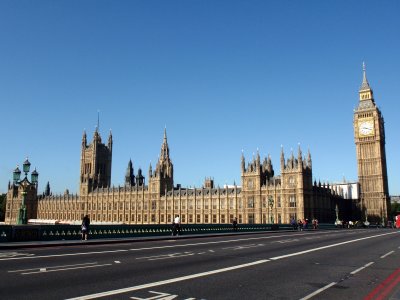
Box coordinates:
[0,223,337,243]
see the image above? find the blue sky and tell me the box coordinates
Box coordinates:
[0,0,399,195]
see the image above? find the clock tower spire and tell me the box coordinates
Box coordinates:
[353,63,390,223]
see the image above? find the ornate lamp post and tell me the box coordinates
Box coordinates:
[13,158,39,225]
[268,196,274,223]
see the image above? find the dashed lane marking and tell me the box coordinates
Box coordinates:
[299,282,337,300]
[381,251,395,259]
[350,262,374,275]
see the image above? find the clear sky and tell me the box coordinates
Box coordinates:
[0,0,399,195]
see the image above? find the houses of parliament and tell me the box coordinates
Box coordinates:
[4,66,390,225]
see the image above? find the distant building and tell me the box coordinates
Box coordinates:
[330,181,360,221]
[391,196,400,204]
[5,127,342,225]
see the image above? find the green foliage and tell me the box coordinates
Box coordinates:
[391,202,400,219]
[0,194,6,221]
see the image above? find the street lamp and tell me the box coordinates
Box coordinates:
[268,196,274,223]
[364,208,369,227]
[12,158,38,224]
[335,204,339,224]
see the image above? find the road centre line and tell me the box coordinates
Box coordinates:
[65,259,270,300]
[21,263,112,275]
[350,262,374,275]
[269,232,396,260]
[381,250,395,259]
[0,249,129,261]
[8,261,99,273]
[299,282,337,300]
[136,252,196,260]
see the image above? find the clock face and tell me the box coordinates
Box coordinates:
[358,120,374,136]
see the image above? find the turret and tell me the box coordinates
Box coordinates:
[125,159,135,186]
[148,162,152,178]
[136,168,145,186]
[307,148,312,169]
[297,144,303,169]
[108,129,113,151]
[267,154,274,178]
[152,128,174,193]
[241,150,245,172]
[82,130,87,148]
[45,181,51,196]
[256,148,260,168]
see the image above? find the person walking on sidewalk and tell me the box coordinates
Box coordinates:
[81,215,90,240]
[232,217,238,232]
[172,215,181,236]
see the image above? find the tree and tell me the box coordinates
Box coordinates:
[391,202,400,220]
[0,194,6,221]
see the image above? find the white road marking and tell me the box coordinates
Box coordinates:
[8,262,99,273]
[380,250,395,259]
[0,249,129,261]
[350,262,374,275]
[22,263,112,275]
[136,252,195,261]
[271,239,299,244]
[65,259,270,300]
[222,243,264,250]
[299,282,337,300]
[0,252,35,258]
[114,261,121,264]
[269,232,396,260]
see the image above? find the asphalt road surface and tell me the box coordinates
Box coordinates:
[1,229,400,300]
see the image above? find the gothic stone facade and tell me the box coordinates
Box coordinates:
[5,127,342,225]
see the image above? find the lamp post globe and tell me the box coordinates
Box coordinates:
[23,158,31,176]
[13,166,21,184]
[31,168,39,185]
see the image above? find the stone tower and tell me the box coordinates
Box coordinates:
[79,127,113,194]
[353,63,390,222]
[280,145,313,220]
[149,128,174,195]
[241,149,274,223]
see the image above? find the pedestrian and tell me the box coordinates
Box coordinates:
[232,217,238,232]
[312,219,317,230]
[81,215,90,240]
[173,215,181,236]
[290,217,297,230]
[297,219,303,231]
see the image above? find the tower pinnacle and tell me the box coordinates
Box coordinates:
[360,62,371,91]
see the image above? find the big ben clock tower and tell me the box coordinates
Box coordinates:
[354,63,390,223]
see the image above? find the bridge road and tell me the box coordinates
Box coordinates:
[0,229,399,299]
